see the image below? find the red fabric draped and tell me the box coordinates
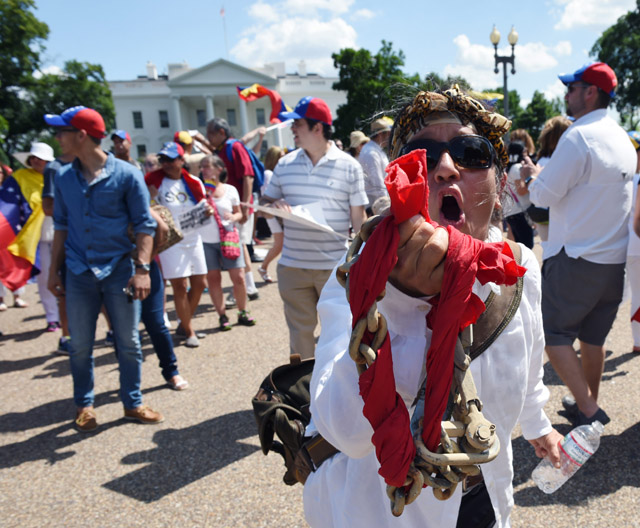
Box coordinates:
[632,306,640,323]
[347,149,526,486]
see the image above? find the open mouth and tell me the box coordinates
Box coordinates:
[441,194,462,222]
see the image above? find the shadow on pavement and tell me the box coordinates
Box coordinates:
[102,409,260,502]
[512,421,640,507]
[542,349,634,387]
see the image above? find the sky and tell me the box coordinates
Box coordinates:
[34,0,636,109]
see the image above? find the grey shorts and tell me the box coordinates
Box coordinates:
[203,242,245,271]
[542,249,624,347]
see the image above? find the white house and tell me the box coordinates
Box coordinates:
[108,59,346,159]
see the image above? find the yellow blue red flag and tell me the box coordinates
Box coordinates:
[236,84,292,124]
[0,167,44,290]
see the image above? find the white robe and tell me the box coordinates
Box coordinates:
[304,228,552,527]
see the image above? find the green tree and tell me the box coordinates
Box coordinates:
[421,72,470,92]
[492,87,523,125]
[591,0,640,121]
[0,0,49,151]
[332,41,421,141]
[516,90,558,139]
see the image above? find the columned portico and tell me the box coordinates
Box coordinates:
[171,95,183,131]
[238,99,249,136]
[205,95,215,121]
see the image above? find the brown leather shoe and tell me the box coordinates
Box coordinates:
[75,408,97,432]
[124,405,164,424]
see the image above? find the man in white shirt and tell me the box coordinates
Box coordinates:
[262,96,368,359]
[521,62,637,426]
[359,117,393,214]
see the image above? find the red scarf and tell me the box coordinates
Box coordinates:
[349,150,526,487]
[145,168,205,203]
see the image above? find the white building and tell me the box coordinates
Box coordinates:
[108,59,346,159]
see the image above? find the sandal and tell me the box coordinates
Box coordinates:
[219,314,232,331]
[238,310,256,326]
[257,267,274,283]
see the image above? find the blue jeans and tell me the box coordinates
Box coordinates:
[141,261,179,381]
[66,257,142,409]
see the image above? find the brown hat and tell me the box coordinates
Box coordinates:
[349,130,370,149]
[370,116,394,137]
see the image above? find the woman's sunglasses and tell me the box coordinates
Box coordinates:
[399,135,496,171]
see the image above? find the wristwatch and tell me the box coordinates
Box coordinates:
[524,176,533,186]
[135,262,151,272]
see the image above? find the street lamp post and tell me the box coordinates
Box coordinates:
[490,25,518,120]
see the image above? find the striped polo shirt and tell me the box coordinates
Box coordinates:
[264,142,368,270]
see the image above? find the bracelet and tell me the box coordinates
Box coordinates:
[524,176,533,186]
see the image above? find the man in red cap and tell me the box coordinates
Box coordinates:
[521,62,637,427]
[260,96,368,360]
[44,105,163,431]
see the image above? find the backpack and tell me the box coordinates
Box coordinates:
[252,240,523,486]
[225,139,265,195]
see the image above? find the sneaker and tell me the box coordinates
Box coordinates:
[184,335,200,348]
[124,405,164,424]
[46,321,60,332]
[57,336,72,355]
[0,302,7,312]
[561,395,578,418]
[576,407,610,427]
[248,291,260,301]
[168,375,189,391]
[14,298,28,308]
[225,293,237,308]
[238,310,256,326]
[75,408,98,432]
[105,330,114,344]
[219,314,232,331]
[257,267,274,283]
[163,312,172,329]
[250,254,265,263]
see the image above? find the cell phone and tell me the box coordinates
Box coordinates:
[123,286,135,303]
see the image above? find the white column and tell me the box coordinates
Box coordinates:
[205,95,215,121]
[171,95,183,131]
[238,99,249,136]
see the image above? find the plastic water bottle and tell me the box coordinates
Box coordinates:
[531,420,604,494]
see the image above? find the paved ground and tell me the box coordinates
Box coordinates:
[1,239,639,527]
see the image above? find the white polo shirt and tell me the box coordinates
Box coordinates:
[529,109,636,264]
[264,142,368,270]
[359,140,389,206]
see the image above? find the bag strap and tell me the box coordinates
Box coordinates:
[467,239,524,361]
[207,197,228,240]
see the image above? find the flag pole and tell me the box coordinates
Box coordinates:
[220,5,229,59]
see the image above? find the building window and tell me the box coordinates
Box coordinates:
[137,144,147,158]
[133,111,143,129]
[159,110,169,128]
[256,108,266,125]
[227,109,237,127]
[197,109,206,127]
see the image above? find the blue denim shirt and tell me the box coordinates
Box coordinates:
[53,152,156,279]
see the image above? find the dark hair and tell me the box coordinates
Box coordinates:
[595,88,612,109]
[207,117,231,138]
[89,135,101,145]
[303,118,332,140]
[509,129,535,155]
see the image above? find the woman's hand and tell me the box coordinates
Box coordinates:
[388,215,449,297]
[528,429,564,467]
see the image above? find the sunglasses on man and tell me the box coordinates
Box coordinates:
[399,135,496,171]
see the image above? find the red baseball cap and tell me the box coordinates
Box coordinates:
[279,96,333,126]
[44,106,107,138]
[558,62,617,97]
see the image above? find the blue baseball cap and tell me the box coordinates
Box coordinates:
[111,129,131,142]
[158,141,184,159]
[279,96,332,126]
[44,105,107,138]
[628,131,640,151]
[558,62,617,97]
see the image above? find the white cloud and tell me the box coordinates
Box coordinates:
[33,65,64,79]
[232,10,357,75]
[442,34,570,91]
[554,41,572,56]
[553,0,635,29]
[543,79,567,102]
[248,1,280,23]
[352,8,375,20]
[282,0,354,15]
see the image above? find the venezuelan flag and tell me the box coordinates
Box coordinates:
[0,168,44,290]
[237,84,292,124]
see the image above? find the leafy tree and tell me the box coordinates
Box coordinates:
[492,87,523,125]
[332,41,421,141]
[0,1,114,162]
[0,0,49,150]
[421,72,470,92]
[591,0,640,121]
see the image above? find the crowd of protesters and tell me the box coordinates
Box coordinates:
[2,58,640,528]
